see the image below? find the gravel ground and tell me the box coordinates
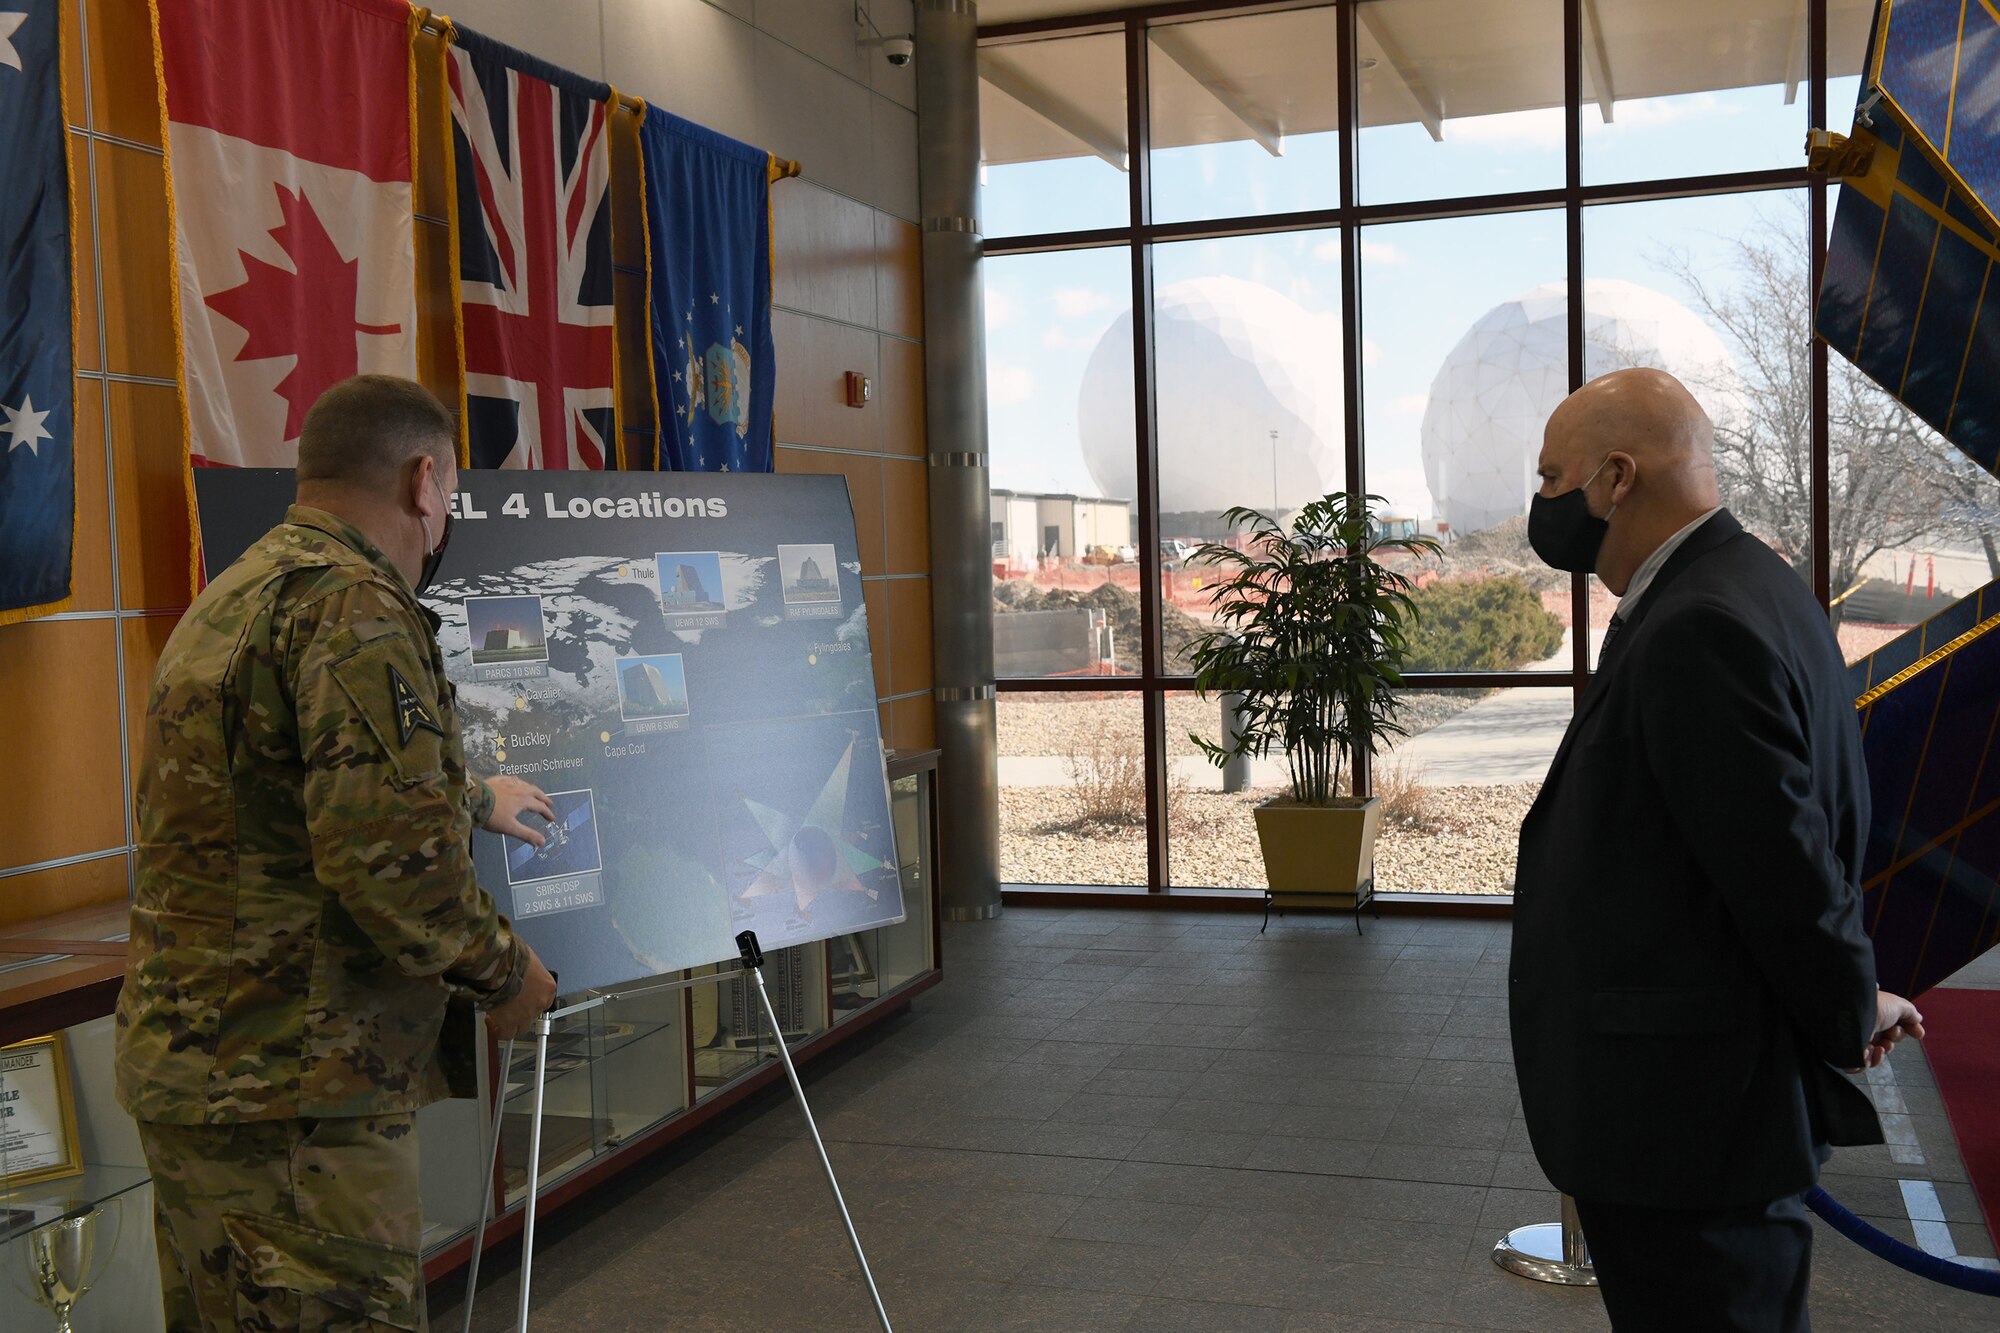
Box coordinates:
[998,690,1483,759]
[1000,781,1535,895]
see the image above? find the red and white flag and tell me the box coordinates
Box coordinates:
[158,0,417,467]
[446,25,615,470]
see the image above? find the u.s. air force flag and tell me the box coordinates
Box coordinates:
[641,111,777,473]
[0,0,75,623]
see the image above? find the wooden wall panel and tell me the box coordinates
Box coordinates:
[883,457,928,576]
[886,578,932,697]
[68,378,114,613]
[60,0,83,128]
[84,0,160,147]
[121,613,177,766]
[874,214,922,342]
[107,379,190,609]
[67,136,99,372]
[92,141,175,380]
[862,580,890,699]
[772,310,877,453]
[878,335,925,458]
[0,620,126,867]
[891,694,935,752]
[0,858,128,933]
[773,181,876,329]
[767,167,931,757]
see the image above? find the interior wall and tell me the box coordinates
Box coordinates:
[0,0,932,932]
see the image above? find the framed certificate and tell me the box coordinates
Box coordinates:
[0,1035,84,1190]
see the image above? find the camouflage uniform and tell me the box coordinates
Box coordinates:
[116,505,526,1332]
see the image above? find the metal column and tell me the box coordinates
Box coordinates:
[917,0,1001,922]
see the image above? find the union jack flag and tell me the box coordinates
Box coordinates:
[447,27,614,470]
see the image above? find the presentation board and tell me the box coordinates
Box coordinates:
[193,469,906,993]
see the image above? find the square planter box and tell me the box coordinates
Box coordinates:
[1252,797,1381,925]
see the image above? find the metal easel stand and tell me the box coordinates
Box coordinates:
[736,929,894,1333]
[458,940,893,1333]
[461,970,736,1332]
[1492,1193,1597,1286]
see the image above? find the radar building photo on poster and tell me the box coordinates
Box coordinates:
[466,594,550,666]
[654,551,726,617]
[777,543,840,603]
[616,653,691,723]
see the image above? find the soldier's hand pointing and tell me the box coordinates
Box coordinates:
[484,775,556,846]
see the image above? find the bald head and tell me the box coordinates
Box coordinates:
[1544,368,1716,484]
[1535,368,1723,594]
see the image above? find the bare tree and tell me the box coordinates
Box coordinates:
[1644,203,1997,620]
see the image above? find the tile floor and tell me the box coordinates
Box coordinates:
[433,908,2000,1332]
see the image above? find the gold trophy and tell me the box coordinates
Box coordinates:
[20,1201,119,1333]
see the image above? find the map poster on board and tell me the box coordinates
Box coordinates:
[192,470,906,993]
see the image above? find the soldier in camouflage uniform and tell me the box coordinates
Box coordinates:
[115,376,558,1332]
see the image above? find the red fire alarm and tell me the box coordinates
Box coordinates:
[844,372,873,408]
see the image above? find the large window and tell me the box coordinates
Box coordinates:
[982,0,1889,896]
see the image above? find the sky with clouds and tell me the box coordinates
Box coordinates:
[981,78,1867,527]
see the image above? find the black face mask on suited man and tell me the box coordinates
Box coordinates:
[1527,456,1613,573]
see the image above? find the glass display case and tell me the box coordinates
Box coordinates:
[0,1165,153,1332]
[420,749,941,1270]
[0,1014,164,1332]
[0,762,941,1298]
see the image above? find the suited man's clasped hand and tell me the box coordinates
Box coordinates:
[1857,990,1925,1070]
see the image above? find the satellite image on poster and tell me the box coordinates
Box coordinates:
[192,470,906,991]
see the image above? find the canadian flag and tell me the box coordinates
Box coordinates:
[158,0,418,467]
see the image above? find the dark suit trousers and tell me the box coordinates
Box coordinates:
[1573,1193,1813,1333]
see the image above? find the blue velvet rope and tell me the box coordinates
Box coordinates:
[1805,1186,2000,1297]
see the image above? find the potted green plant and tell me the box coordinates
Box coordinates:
[1185,493,1440,927]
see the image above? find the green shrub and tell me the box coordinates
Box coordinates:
[1403,576,1564,673]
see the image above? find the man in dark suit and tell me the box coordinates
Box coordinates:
[1510,368,1925,1331]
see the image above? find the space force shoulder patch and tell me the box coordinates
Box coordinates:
[388,663,446,747]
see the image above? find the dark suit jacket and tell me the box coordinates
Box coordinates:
[1510,510,1883,1210]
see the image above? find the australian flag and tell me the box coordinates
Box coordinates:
[448,25,615,470]
[1,1,74,621]
[642,112,776,473]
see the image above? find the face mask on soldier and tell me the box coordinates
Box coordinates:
[415,473,453,596]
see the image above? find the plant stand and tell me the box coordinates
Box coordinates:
[1263,875,1377,935]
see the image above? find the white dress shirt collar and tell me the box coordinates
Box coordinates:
[1613,506,1725,622]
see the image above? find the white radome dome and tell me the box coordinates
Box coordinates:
[1420,279,1735,536]
[1079,276,1343,515]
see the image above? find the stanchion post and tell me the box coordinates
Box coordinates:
[736,930,894,1333]
[1492,1192,1596,1286]
[461,1035,516,1333]
[1561,1194,1588,1269]
[514,1014,553,1333]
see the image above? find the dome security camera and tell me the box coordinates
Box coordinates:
[884,34,914,66]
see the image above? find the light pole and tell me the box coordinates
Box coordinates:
[1268,428,1279,517]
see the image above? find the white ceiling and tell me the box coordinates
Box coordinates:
[978,0,1875,168]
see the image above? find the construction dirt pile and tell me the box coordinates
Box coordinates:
[994,579,1211,667]
[1428,515,1567,593]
